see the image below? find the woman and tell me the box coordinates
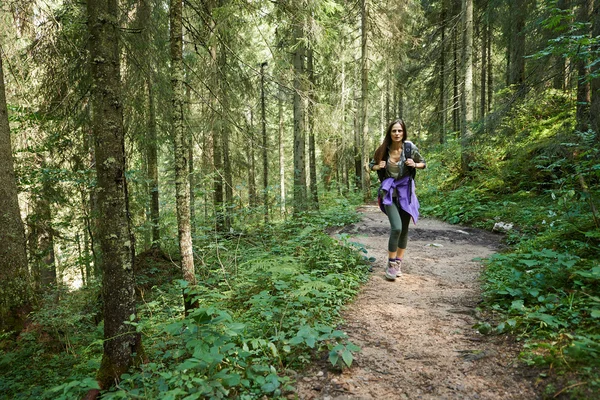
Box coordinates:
[370,119,426,281]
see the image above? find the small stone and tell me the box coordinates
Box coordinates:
[316,371,324,377]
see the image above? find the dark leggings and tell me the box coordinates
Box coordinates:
[384,202,411,252]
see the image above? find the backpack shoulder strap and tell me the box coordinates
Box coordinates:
[404,141,416,179]
[404,141,412,159]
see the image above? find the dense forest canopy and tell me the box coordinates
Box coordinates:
[0,0,599,398]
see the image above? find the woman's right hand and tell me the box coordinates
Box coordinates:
[376,160,386,171]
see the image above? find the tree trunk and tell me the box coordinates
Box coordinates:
[87,0,142,387]
[278,85,286,216]
[220,47,233,232]
[461,0,474,173]
[28,158,56,292]
[360,0,371,202]
[487,11,493,113]
[147,80,160,247]
[440,0,447,143]
[553,0,569,90]
[248,110,257,207]
[590,0,600,141]
[480,4,487,121]
[260,62,270,221]
[170,0,196,310]
[452,13,460,134]
[508,0,527,87]
[293,21,307,213]
[0,50,31,333]
[307,48,319,209]
[576,0,592,132]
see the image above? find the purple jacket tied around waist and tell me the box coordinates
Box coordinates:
[378,176,420,224]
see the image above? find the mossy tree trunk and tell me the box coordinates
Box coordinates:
[87,0,142,387]
[460,0,474,173]
[0,50,31,334]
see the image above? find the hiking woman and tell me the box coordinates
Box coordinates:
[370,119,426,281]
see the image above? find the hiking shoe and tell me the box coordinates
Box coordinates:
[385,261,398,281]
[396,259,403,277]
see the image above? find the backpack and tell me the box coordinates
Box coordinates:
[376,141,416,183]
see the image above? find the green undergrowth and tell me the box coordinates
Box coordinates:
[0,196,370,399]
[419,90,600,398]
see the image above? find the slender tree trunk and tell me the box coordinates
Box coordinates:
[487,17,493,113]
[553,0,569,90]
[385,68,391,124]
[87,0,142,387]
[480,4,487,121]
[440,0,447,143]
[590,0,600,141]
[278,85,286,216]
[220,47,233,232]
[147,80,160,247]
[340,62,349,192]
[248,110,257,207]
[307,48,319,209]
[461,0,474,173]
[452,16,460,134]
[293,21,307,213]
[260,62,269,220]
[576,0,592,132]
[360,0,371,202]
[170,0,196,311]
[0,50,30,333]
[353,88,361,190]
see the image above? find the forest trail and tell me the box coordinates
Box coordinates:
[295,204,539,400]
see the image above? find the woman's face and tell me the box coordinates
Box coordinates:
[390,123,404,142]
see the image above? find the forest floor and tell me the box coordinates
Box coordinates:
[294,204,541,400]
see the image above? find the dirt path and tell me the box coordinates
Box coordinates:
[295,205,539,400]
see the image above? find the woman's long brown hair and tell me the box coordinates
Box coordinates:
[373,118,407,163]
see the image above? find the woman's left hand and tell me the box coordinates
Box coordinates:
[405,158,416,168]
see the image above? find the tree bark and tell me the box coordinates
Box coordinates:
[360,0,371,202]
[307,47,319,209]
[170,0,196,310]
[87,0,142,387]
[248,110,257,207]
[278,85,286,216]
[590,0,600,141]
[260,62,269,221]
[508,0,527,87]
[293,21,307,213]
[147,79,160,247]
[28,157,56,292]
[452,11,460,134]
[480,4,487,121]
[0,50,31,333]
[576,0,592,132]
[553,0,570,90]
[440,0,447,143]
[220,45,233,232]
[461,0,474,173]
